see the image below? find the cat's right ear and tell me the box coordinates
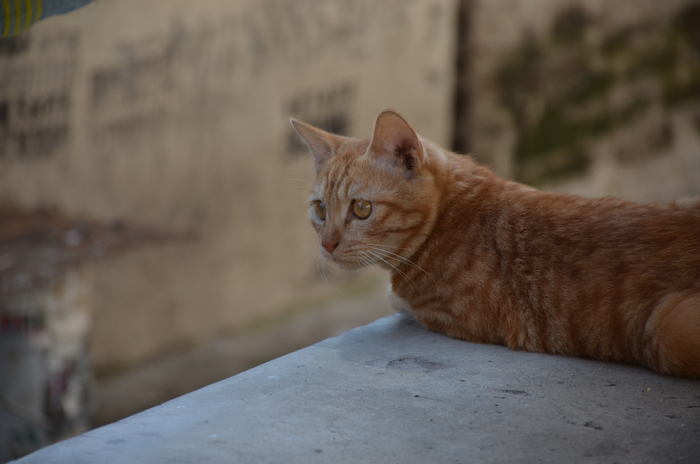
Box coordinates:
[368,110,425,179]
[290,119,345,173]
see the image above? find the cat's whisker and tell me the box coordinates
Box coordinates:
[369,243,417,251]
[367,246,437,284]
[372,252,429,283]
[368,247,411,265]
[367,243,427,256]
[356,253,372,271]
[284,178,314,192]
[316,254,342,294]
[368,247,426,266]
[315,254,324,281]
[323,261,343,294]
[284,178,312,185]
[283,167,316,181]
[357,251,385,281]
[364,260,384,281]
[285,183,313,191]
[367,250,418,291]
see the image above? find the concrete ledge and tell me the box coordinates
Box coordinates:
[16,312,700,463]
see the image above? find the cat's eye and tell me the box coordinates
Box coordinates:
[315,202,326,220]
[352,199,372,219]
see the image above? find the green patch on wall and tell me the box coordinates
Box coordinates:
[616,97,651,125]
[517,106,612,162]
[551,6,593,44]
[495,1,700,186]
[693,112,700,135]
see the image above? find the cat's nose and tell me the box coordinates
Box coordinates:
[322,240,339,254]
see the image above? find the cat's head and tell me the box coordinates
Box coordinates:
[290,110,440,271]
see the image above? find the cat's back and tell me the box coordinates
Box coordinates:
[428,157,700,289]
[412,159,700,371]
[497,188,700,263]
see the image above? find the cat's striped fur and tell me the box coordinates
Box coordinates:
[291,110,700,377]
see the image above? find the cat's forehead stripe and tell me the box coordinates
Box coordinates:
[325,155,354,196]
[314,141,369,202]
[325,161,343,196]
[346,179,364,197]
[337,174,366,200]
[311,177,326,200]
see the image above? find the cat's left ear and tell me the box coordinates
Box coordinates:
[368,110,425,179]
[290,119,347,173]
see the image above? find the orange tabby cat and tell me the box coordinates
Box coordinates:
[291,110,700,378]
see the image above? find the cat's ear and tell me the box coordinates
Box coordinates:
[368,110,425,179]
[290,119,346,173]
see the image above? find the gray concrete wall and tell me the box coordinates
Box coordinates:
[0,0,458,370]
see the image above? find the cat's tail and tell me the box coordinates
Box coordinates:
[646,292,700,378]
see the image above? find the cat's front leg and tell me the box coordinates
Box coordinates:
[387,285,463,341]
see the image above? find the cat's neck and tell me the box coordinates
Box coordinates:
[383,140,516,277]
[396,141,526,259]
[421,141,506,216]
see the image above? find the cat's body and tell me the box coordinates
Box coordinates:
[291,110,700,377]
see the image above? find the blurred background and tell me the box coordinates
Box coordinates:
[1,0,699,460]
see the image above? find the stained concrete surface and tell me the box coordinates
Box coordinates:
[17,312,700,464]
[92,282,394,426]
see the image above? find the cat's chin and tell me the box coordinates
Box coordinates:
[327,258,364,270]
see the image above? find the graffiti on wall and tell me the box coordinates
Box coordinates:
[0,31,78,161]
[86,0,409,147]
